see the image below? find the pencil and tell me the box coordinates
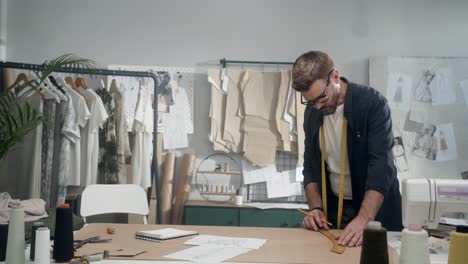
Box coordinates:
[297,208,333,226]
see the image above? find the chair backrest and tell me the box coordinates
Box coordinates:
[80,184,149,224]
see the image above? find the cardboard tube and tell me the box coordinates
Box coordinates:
[172,154,195,224]
[160,152,175,224]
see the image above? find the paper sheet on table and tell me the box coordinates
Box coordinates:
[266,170,303,198]
[244,202,309,210]
[440,217,468,226]
[185,235,266,250]
[242,159,276,184]
[162,112,188,149]
[164,244,252,263]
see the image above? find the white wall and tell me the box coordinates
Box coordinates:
[5,0,468,194]
[0,0,6,60]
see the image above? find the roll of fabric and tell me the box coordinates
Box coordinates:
[161,152,175,224]
[172,154,195,224]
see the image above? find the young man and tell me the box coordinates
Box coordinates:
[292,51,403,247]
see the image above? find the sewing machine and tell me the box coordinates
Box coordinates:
[402,178,468,229]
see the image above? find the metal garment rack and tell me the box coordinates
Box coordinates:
[219,58,294,68]
[0,61,162,224]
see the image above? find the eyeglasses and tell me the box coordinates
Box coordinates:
[301,68,334,106]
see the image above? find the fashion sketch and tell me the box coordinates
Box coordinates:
[393,136,409,172]
[414,70,436,103]
[413,124,437,160]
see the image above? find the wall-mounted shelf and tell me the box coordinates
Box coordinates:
[198,170,241,175]
[199,192,236,196]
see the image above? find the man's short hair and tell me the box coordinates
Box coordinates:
[292,51,334,92]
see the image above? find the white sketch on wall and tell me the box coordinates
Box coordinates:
[414,70,436,103]
[431,68,456,106]
[435,123,457,162]
[459,80,468,109]
[412,124,437,160]
[393,136,409,172]
[156,72,174,113]
[387,73,413,112]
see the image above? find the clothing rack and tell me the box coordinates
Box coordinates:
[220,58,294,68]
[0,61,162,224]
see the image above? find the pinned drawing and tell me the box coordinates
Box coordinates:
[412,124,437,160]
[435,123,457,162]
[431,68,456,105]
[387,73,412,111]
[414,70,436,103]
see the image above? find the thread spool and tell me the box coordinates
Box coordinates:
[5,208,25,264]
[360,221,389,264]
[30,221,46,260]
[448,225,468,264]
[53,204,74,262]
[34,227,51,264]
[400,224,430,264]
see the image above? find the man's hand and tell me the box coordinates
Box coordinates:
[303,209,329,231]
[336,214,368,247]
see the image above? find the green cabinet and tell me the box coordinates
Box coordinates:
[184,206,239,226]
[184,202,307,228]
[239,208,291,228]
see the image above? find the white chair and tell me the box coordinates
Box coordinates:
[80,184,149,224]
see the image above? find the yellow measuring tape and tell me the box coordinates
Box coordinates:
[320,117,348,229]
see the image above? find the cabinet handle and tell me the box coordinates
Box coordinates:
[227,221,233,225]
[295,223,302,227]
[281,222,288,227]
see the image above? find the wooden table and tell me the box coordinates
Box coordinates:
[75,223,396,264]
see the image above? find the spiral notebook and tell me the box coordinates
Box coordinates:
[135,228,198,242]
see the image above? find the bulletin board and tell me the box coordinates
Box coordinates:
[369,56,468,181]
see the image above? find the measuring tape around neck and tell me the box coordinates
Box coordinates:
[320,117,348,229]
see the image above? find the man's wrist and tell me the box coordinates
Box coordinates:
[310,207,324,212]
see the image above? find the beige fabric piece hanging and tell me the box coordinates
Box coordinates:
[296,91,306,166]
[275,70,298,153]
[160,152,175,224]
[207,69,230,152]
[222,69,245,153]
[240,71,281,166]
[242,116,277,167]
[172,153,195,225]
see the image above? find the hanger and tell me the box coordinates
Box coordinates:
[48,76,66,94]
[58,76,85,98]
[44,76,67,102]
[75,76,89,89]
[6,73,29,92]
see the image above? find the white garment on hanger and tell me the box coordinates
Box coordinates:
[131,81,154,189]
[79,88,108,186]
[62,85,90,186]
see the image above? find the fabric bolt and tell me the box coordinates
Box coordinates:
[296,91,306,166]
[276,70,298,153]
[242,116,277,167]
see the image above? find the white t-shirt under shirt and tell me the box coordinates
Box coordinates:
[319,104,353,200]
[79,88,108,186]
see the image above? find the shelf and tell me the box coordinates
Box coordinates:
[200,192,236,196]
[198,170,241,175]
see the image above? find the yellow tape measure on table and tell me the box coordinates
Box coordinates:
[320,117,348,230]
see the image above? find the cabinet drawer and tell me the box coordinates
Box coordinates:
[239,208,291,228]
[184,206,239,226]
